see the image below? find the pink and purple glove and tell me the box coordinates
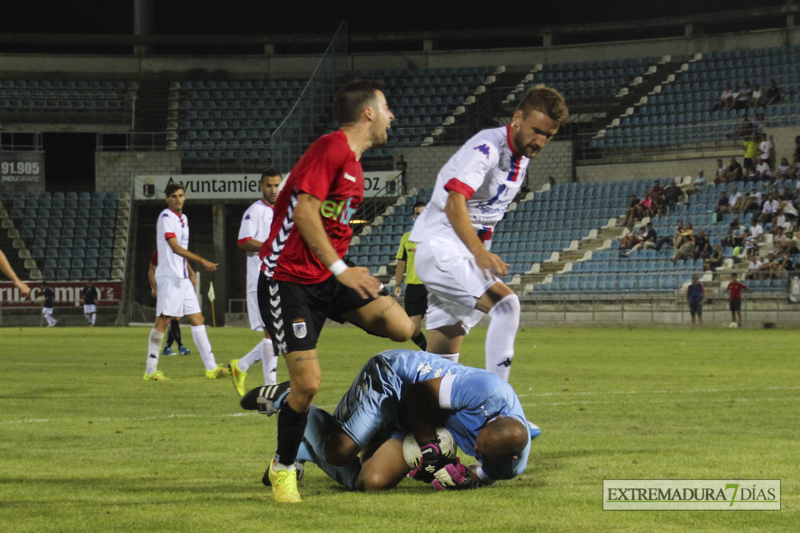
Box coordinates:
[432,459,481,490]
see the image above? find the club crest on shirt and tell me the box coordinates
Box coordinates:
[292,318,307,339]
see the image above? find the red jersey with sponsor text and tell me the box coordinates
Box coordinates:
[259,130,364,284]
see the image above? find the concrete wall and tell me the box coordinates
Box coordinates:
[95,151,181,193]
[765,125,800,165]
[527,140,573,188]
[577,155,732,184]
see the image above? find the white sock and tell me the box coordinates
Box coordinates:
[261,338,277,385]
[85,313,91,324]
[91,313,96,326]
[438,353,460,363]
[45,314,56,326]
[146,329,165,375]
[191,325,218,371]
[486,294,520,382]
[238,341,263,373]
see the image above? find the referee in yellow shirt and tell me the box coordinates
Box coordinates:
[393,201,428,350]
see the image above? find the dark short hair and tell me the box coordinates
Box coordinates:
[516,85,569,126]
[333,79,386,127]
[164,182,185,197]
[413,201,426,209]
[260,168,281,182]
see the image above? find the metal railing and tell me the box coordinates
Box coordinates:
[97,132,172,152]
[0,132,42,151]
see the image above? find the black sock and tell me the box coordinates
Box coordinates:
[275,401,308,466]
[170,319,183,347]
[412,332,427,351]
[165,326,175,348]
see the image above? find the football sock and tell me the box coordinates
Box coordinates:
[411,332,428,351]
[165,323,176,348]
[45,314,56,327]
[486,294,520,382]
[84,313,91,324]
[238,342,263,373]
[296,405,361,490]
[275,401,308,466]
[261,338,278,385]
[170,319,183,347]
[91,313,96,326]
[438,352,459,363]
[146,329,165,375]
[191,325,217,371]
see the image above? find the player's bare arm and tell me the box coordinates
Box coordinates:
[445,191,509,279]
[238,238,264,253]
[294,192,380,299]
[187,263,197,287]
[165,237,217,272]
[0,248,31,297]
[393,259,406,297]
[148,263,157,296]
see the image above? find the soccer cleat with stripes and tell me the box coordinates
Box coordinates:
[143,370,169,381]
[178,345,190,356]
[239,382,291,415]
[229,359,247,397]
[205,365,231,379]
[162,346,176,356]
[268,459,302,503]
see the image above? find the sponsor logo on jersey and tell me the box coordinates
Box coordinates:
[320,197,358,224]
[474,144,491,157]
[344,172,357,182]
[292,318,307,339]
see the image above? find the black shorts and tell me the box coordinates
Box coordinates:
[257,274,388,354]
[729,300,741,312]
[689,303,703,317]
[403,283,428,317]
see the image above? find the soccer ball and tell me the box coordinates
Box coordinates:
[402,426,457,468]
[729,322,739,329]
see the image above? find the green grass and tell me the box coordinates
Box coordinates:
[0,326,798,532]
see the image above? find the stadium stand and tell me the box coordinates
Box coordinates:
[0,79,136,121]
[0,191,130,281]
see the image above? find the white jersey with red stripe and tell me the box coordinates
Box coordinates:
[238,199,274,293]
[409,125,528,246]
[155,208,189,279]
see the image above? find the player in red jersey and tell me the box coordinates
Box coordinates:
[726,273,748,327]
[257,79,414,502]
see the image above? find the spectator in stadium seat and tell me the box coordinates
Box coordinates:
[727,157,743,182]
[753,113,766,135]
[618,225,640,251]
[733,82,753,110]
[622,194,640,226]
[649,180,663,199]
[671,222,695,263]
[745,218,764,253]
[693,229,711,260]
[713,159,727,185]
[755,159,773,180]
[764,80,781,106]
[749,84,763,108]
[703,244,724,272]
[741,187,762,214]
[777,157,792,179]
[662,181,683,212]
[715,191,732,218]
[731,115,754,140]
[759,135,773,166]
[0,248,30,297]
[655,220,682,251]
[721,217,744,249]
[686,275,704,327]
[712,83,734,112]
[780,200,798,224]
[742,134,759,171]
[625,222,657,256]
[684,170,706,197]
[773,207,794,234]
[759,193,780,223]
[745,254,763,280]
[633,193,655,221]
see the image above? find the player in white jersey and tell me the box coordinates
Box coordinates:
[144,182,228,381]
[229,169,282,396]
[410,85,568,381]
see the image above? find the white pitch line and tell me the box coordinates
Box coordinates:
[523,396,800,408]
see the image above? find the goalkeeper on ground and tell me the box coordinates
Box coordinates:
[242,349,539,492]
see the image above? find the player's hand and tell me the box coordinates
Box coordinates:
[151,287,157,297]
[408,439,456,484]
[14,280,31,297]
[474,249,509,279]
[336,266,380,300]
[432,458,481,490]
[393,285,402,298]
[201,259,218,272]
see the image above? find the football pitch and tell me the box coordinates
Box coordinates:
[0,326,798,533]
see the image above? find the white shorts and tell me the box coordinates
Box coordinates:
[42,307,53,316]
[247,291,265,331]
[84,304,96,314]
[414,237,499,332]
[156,277,201,318]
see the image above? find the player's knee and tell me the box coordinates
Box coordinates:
[358,468,399,492]
[388,316,415,343]
[324,436,358,467]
